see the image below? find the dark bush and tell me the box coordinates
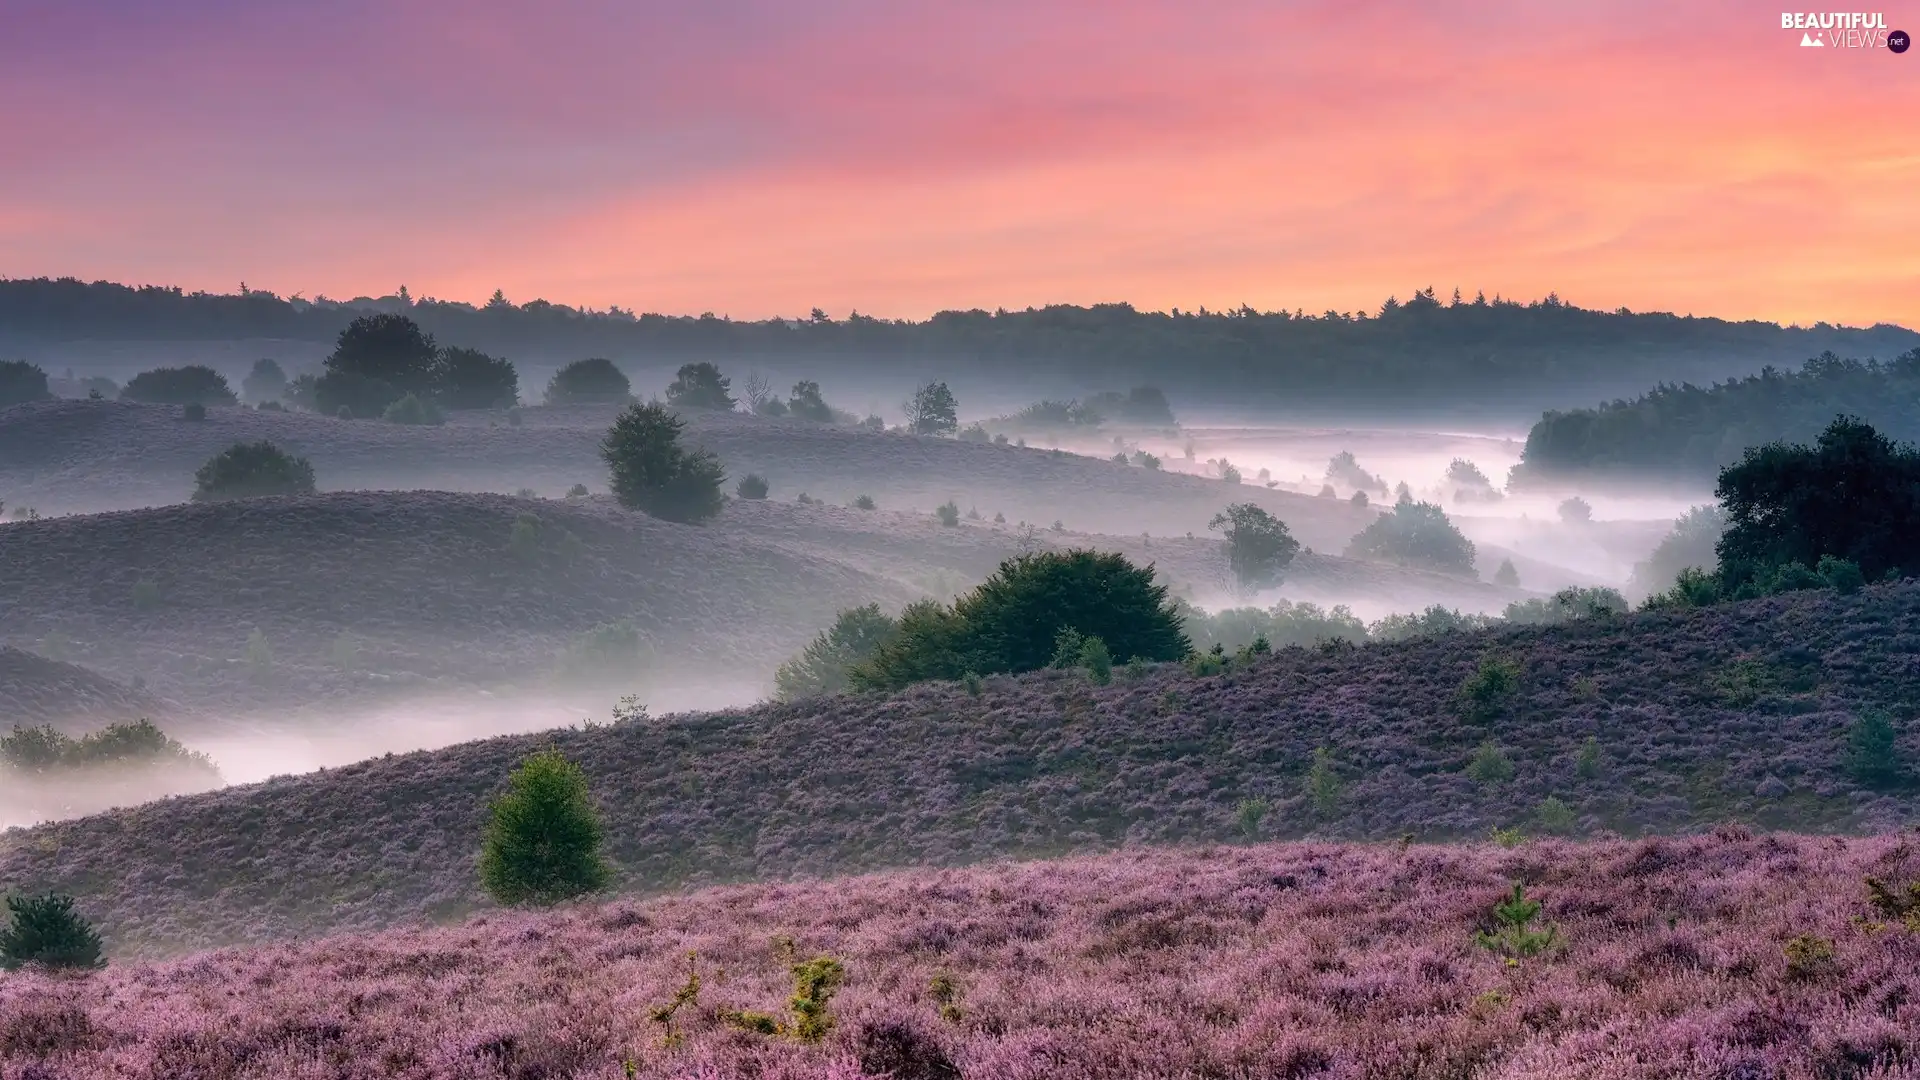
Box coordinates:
[1845,710,1904,787]
[1345,497,1477,576]
[852,550,1189,691]
[438,346,519,409]
[1327,451,1387,493]
[664,362,736,410]
[1504,587,1628,626]
[1084,386,1175,426]
[191,441,317,502]
[736,473,770,500]
[775,604,901,701]
[0,894,104,971]
[0,359,52,408]
[241,358,287,403]
[1209,503,1300,593]
[1494,558,1520,587]
[313,369,399,418]
[787,380,835,422]
[600,402,725,523]
[120,365,238,405]
[1559,496,1593,524]
[382,393,445,425]
[479,750,611,906]
[546,358,633,405]
[853,494,876,510]
[935,501,960,527]
[182,402,206,422]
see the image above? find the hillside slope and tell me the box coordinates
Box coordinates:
[1,832,1914,1079]
[4,584,1916,956]
[0,399,1379,548]
[0,647,182,732]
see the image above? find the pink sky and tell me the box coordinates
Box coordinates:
[2,0,1915,325]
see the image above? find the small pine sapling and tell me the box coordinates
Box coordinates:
[0,893,105,970]
[1474,882,1559,962]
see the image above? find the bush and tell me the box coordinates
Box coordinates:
[121,365,238,405]
[775,605,900,701]
[285,373,320,411]
[2,720,216,776]
[1559,496,1593,524]
[1535,796,1576,835]
[1132,450,1162,470]
[1082,385,1175,426]
[478,750,611,906]
[852,494,876,510]
[438,346,519,409]
[81,375,119,400]
[1369,605,1497,641]
[313,369,399,418]
[324,314,440,399]
[182,402,207,422]
[905,382,959,436]
[546,358,632,405]
[1179,599,1366,653]
[1458,654,1523,722]
[257,400,285,412]
[382,392,445,425]
[1817,555,1866,595]
[1208,503,1300,593]
[664,362,736,411]
[736,474,770,500]
[566,483,589,498]
[1493,558,1519,587]
[1350,490,1369,507]
[851,550,1188,691]
[1473,883,1558,960]
[241,358,287,403]
[1503,587,1628,626]
[1079,636,1113,685]
[0,359,52,408]
[130,579,162,609]
[1845,710,1904,787]
[1345,497,1476,575]
[1306,746,1340,818]
[935,501,960,527]
[1219,463,1241,485]
[1467,740,1515,784]
[787,380,834,422]
[191,440,317,502]
[1327,451,1387,493]
[600,402,726,523]
[1446,458,1495,495]
[0,894,104,971]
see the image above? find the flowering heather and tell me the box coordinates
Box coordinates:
[2,831,1918,1078]
[3,582,1919,957]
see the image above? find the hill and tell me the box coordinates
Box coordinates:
[2,582,1914,956]
[5,277,1916,419]
[1,832,1915,1079]
[1512,350,1920,486]
[0,647,179,732]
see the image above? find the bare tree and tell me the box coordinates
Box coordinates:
[743,370,773,413]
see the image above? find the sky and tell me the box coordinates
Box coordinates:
[2,0,1916,326]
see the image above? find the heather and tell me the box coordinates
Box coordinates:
[4,583,1919,956]
[2,832,1919,1078]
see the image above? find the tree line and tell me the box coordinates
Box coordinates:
[4,277,1913,411]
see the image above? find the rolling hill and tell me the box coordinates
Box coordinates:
[2,582,1914,957]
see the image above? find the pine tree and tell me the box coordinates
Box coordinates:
[479,750,612,906]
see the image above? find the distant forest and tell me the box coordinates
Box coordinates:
[1511,351,1920,485]
[3,277,1914,415]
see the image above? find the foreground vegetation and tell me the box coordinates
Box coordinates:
[1,832,1916,1077]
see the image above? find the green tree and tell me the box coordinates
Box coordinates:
[323,313,441,400]
[736,473,770,500]
[192,441,317,501]
[438,346,519,409]
[664,362,737,410]
[1558,496,1593,524]
[241,357,288,403]
[1344,498,1477,576]
[0,359,51,408]
[121,365,238,405]
[774,604,901,701]
[546,358,633,405]
[1208,503,1300,593]
[1493,558,1520,587]
[905,382,959,436]
[787,380,835,422]
[0,893,104,970]
[479,750,611,906]
[600,402,726,523]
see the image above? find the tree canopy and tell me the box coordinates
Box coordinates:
[546,358,632,405]
[121,365,238,406]
[599,401,726,523]
[1345,497,1477,576]
[191,441,317,501]
[663,362,736,411]
[1209,503,1300,593]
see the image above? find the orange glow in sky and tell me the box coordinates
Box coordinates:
[2,0,1915,326]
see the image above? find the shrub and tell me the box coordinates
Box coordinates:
[1208,503,1300,593]
[905,382,959,436]
[2,720,215,776]
[479,750,611,906]
[1458,654,1523,722]
[1503,587,1629,626]
[1643,565,1724,610]
[1219,463,1242,485]
[0,894,104,971]
[1319,484,1336,498]
[1474,883,1558,960]
[1817,554,1866,595]
[786,956,847,1042]
[130,579,162,609]
[1345,498,1477,575]
[121,365,238,405]
[437,346,518,408]
[1558,496,1593,523]
[787,380,834,422]
[313,369,399,418]
[853,494,876,510]
[1306,746,1341,818]
[935,501,960,527]
[1845,710,1904,787]
[558,621,645,680]
[82,375,119,400]
[664,362,737,410]
[324,313,441,399]
[178,401,207,423]
[1535,796,1576,835]
[257,400,285,412]
[600,402,726,523]
[1084,386,1175,425]
[1494,559,1519,587]
[1326,451,1387,493]
[192,440,317,501]
[1783,933,1836,979]
[1446,458,1495,495]
[736,473,770,500]
[1080,636,1113,685]
[1235,797,1269,839]
[1132,450,1162,470]
[0,359,52,408]
[1467,740,1515,784]
[1350,490,1369,507]
[851,550,1188,691]
[566,483,589,498]
[1049,626,1087,669]
[382,392,445,425]
[546,358,632,405]
[1575,736,1603,779]
[241,357,287,403]
[774,605,900,701]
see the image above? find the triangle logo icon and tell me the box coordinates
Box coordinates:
[1801,31,1824,45]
